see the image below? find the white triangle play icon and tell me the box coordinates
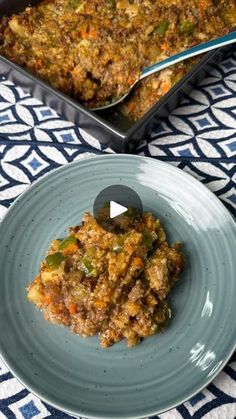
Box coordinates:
[110,201,127,218]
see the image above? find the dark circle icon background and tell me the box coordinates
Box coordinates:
[93,185,143,220]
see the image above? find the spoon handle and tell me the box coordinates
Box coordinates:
[140,32,236,80]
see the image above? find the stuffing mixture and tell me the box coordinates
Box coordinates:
[27,207,184,347]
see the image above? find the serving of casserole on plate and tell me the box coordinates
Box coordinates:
[27,206,184,348]
[0,155,235,418]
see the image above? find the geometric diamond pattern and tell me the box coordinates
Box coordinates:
[228,194,236,204]
[0,113,10,123]
[8,395,50,419]
[191,113,217,130]
[28,157,42,171]
[227,141,236,152]
[19,400,40,419]
[0,110,15,124]
[197,117,212,127]
[223,60,235,71]
[171,143,199,158]
[205,84,231,100]
[54,129,80,144]
[185,387,217,415]
[219,139,236,158]
[21,151,49,175]
[34,107,57,122]
[178,147,195,157]
[189,391,206,406]
[211,86,225,96]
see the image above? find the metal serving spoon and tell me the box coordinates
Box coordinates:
[92,31,236,111]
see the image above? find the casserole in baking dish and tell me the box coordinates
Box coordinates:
[0,0,235,151]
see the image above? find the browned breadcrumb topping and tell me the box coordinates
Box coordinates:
[27,208,184,347]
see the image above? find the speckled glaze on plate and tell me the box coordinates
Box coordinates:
[0,155,235,419]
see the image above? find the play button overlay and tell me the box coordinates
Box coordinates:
[93,185,143,230]
[110,201,127,218]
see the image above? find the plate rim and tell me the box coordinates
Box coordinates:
[0,153,235,419]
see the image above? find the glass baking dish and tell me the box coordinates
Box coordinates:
[0,0,234,152]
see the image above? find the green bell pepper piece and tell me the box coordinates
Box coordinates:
[81,258,93,275]
[142,232,153,248]
[59,236,77,250]
[179,20,195,34]
[154,20,169,37]
[108,0,116,7]
[46,252,65,270]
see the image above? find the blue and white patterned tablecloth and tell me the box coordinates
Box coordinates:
[0,48,235,419]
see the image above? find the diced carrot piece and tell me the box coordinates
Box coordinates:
[44,294,52,305]
[94,299,107,309]
[160,42,168,52]
[36,59,43,68]
[128,76,136,85]
[162,82,171,94]
[68,302,78,314]
[133,257,144,269]
[80,29,87,39]
[63,243,78,255]
[198,0,209,10]
[90,29,98,39]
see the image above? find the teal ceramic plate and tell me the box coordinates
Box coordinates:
[0,155,235,418]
